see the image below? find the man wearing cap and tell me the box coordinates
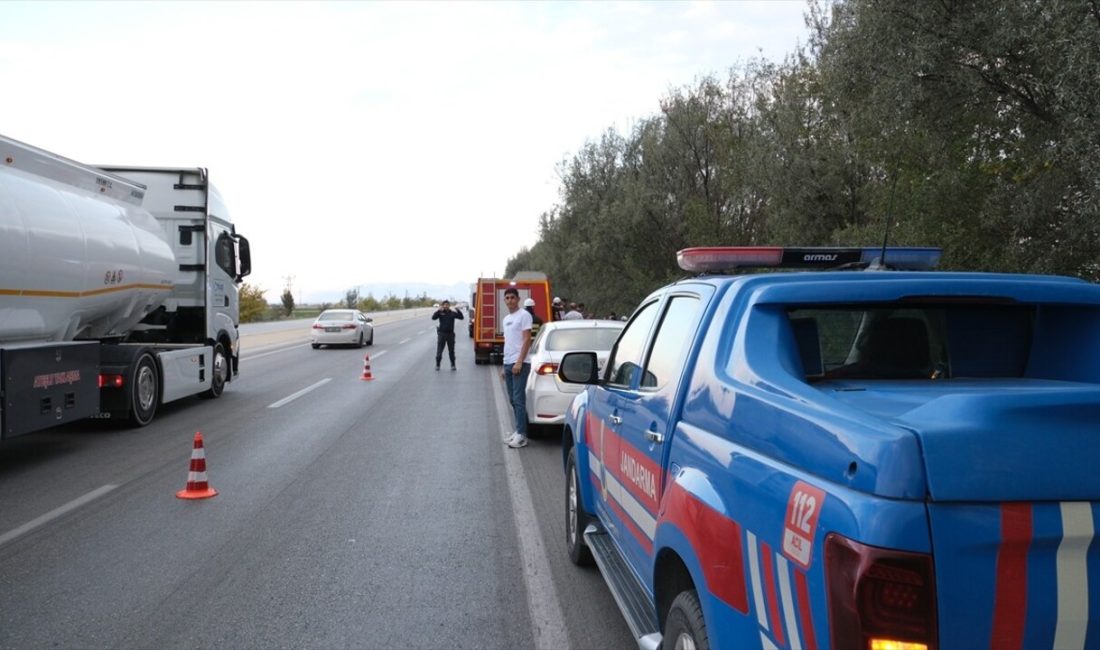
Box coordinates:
[523,297,544,340]
[431,300,464,370]
[552,297,565,322]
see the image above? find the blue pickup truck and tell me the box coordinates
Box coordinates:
[559,246,1100,650]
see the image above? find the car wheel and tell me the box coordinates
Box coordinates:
[312,343,320,349]
[664,590,709,650]
[129,353,159,426]
[367,329,374,346]
[201,342,228,398]
[566,447,594,566]
[358,332,365,347]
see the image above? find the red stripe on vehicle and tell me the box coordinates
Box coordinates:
[660,482,748,613]
[794,567,817,650]
[991,503,1032,650]
[606,490,654,555]
[760,542,787,647]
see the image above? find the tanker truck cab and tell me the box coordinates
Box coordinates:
[0,135,250,437]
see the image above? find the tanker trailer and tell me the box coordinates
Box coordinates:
[0,134,251,438]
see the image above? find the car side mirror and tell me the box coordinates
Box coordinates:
[558,351,600,384]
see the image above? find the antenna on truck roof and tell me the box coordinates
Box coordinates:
[873,157,902,270]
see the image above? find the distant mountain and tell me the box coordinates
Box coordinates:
[303,282,473,306]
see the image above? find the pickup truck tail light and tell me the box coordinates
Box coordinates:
[826,533,937,650]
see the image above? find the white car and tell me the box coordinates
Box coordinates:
[525,319,624,431]
[310,309,374,348]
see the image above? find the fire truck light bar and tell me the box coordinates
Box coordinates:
[676,247,942,273]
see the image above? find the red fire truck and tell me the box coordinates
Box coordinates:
[471,272,552,365]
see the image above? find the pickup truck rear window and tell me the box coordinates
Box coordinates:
[788,304,1035,380]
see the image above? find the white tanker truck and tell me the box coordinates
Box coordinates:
[0,134,251,438]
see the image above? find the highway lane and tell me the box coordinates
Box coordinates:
[0,313,631,649]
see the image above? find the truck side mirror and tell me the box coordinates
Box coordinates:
[558,351,600,384]
[236,236,252,280]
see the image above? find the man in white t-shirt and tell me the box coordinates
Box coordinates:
[501,288,533,448]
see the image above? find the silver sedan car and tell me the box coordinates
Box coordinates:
[524,319,624,431]
[310,309,374,348]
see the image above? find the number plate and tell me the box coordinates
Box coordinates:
[325,327,341,333]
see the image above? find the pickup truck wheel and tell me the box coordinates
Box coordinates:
[664,590,709,650]
[129,353,158,426]
[202,342,228,399]
[566,447,594,566]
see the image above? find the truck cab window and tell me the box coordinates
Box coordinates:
[607,301,658,387]
[641,296,701,389]
[214,232,235,277]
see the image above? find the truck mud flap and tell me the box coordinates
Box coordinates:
[0,342,99,439]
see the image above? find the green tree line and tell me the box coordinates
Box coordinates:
[238,284,442,322]
[507,0,1100,317]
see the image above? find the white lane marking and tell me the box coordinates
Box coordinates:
[268,378,332,408]
[747,530,769,630]
[370,349,387,358]
[399,338,411,345]
[492,373,569,650]
[245,342,310,361]
[1054,501,1093,650]
[0,484,118,546]
[776,554,802,650]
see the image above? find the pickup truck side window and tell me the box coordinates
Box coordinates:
[640,296,701,389]
[607,300,659,387]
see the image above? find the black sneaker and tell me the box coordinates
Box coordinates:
[451,365,456,371]
[435,366,440,371]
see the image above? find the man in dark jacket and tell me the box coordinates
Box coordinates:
[432,300,464,370]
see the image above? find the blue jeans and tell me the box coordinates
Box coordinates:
[504,362,530,435]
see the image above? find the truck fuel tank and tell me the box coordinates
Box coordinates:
[0,135,177,343]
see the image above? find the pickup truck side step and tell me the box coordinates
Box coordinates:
[583,525,661,650]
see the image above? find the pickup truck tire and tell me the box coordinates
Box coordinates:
[664,589,709,650]
[129,353,159,426]
[566,447,594,566]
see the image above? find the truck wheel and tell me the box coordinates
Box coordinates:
[202,342,228,399]
[130,353,159,426]
[664,590,709,650]
[566,447,594,566]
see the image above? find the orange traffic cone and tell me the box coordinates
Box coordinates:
[176,432,218,500]
[360,354,374,381]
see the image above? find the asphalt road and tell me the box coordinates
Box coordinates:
[0,313,631,649]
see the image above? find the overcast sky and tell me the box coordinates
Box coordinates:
[1,1,810,302]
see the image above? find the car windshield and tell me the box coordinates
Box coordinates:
[318,312,354,322]
[546,327,622,352]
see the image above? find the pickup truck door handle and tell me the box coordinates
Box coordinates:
[645,429,665,444]
[609,415,623,425]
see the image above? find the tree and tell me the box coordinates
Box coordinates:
[239,283,268,323]
[280,287,295,318]
[345,288,360,309]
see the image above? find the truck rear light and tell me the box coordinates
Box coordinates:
[98,373,124,389]
[826,533,937,650]
[537,363,559,375]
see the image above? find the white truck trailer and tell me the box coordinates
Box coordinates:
[0,134,251,438]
